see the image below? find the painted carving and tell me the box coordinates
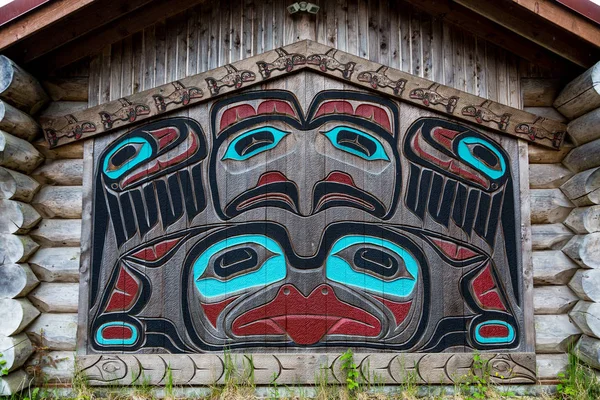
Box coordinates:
[461,100,511,131]
[41,42,566,150]
[99,98,151,130]
[44,114,96,147]
[86,75,526,367]
[205,64,256,96]
[409,83,459,113]
[357,66,407,96]
[256,48,306,78]
[307,49,356,79]
[152,81,203,112]
[515,117,565,148]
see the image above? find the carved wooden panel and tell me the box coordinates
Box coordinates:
[80,72,534,385]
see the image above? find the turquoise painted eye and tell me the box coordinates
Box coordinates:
[193,235,287,299]
[322,126,389,161]
[326,235,418,297]
[457,137,506,179]
[103,138,153,178]
[222,127,289,161]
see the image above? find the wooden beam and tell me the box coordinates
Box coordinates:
[510,0,600,48]
[0,0,96,51]
[40,40,568,149]
[28,0,208,73]
[454,0,600,68]
[399,0,579,74]
[2,0,155,64]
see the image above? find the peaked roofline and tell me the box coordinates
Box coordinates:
[40,40,567,150]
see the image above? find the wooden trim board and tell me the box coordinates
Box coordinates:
[40,40,567,150]
[77,353,537,385]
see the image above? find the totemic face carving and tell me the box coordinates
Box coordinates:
[89,87,522,353]
[209,90,401,220]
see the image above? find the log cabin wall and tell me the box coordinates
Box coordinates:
[3,0,592,390]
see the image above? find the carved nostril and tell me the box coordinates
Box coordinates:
[283,288,290,295]
[321,287,329,295]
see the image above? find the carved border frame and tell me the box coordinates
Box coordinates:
[76,46,536,386]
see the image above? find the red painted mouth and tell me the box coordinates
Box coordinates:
[232,284,381,345]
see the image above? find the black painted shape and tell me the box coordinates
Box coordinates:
[462,189,480,237]
[427,174,457,228]
[311,180,387,217]
[224,180,300,218]
[143,318,193,353]
[179,164,206,222]
[155,177,184,228]
[130,185,159,239]
[422,317,469,352]
[118,192,138,241]
[105,190,127,248]
[214,248,259,278]
[415,170,432,220]
[353,248,401,278]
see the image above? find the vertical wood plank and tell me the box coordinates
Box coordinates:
[131,31,144,94]
[421,13,432,80]
[357,0,368,59]
[464,32,476,96]
[346,0,358,56]
[187,8,199,76]
[367,0,379,63]
[143,26,156,91]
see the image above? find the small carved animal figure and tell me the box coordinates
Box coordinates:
[461,100,511,131]
[306,49,356,80]
[256,48,306,78]
[409,83,459,113]
[515,117,564,148]
[152,81,203,112]
[357,66,407,96]
[44,114,96,147]
[205,64,256,96]
[99,98,151,130]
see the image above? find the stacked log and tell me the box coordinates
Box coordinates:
[18,79,88,387]
[0,57,48,396]
[553,60,600,373]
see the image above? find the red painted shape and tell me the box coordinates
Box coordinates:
[220,105,256,131]
[430,126,460,149]
[411,129,489,189]
[430,237,479,261]
[102,325,134,340]
[257,171,289,186]
[120,130,200,189]
[147,126,180,150]
[472,264,506,311]
[324,171,356,186]
[479,324,509,339]
[105,267,140,312]
[355,104,392,132]
[232,284,381,345]
[257,100,297,117]
[201,296,239,328]
[131,238,182,262]
[371,295,412,326]
[314,101,354,118]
